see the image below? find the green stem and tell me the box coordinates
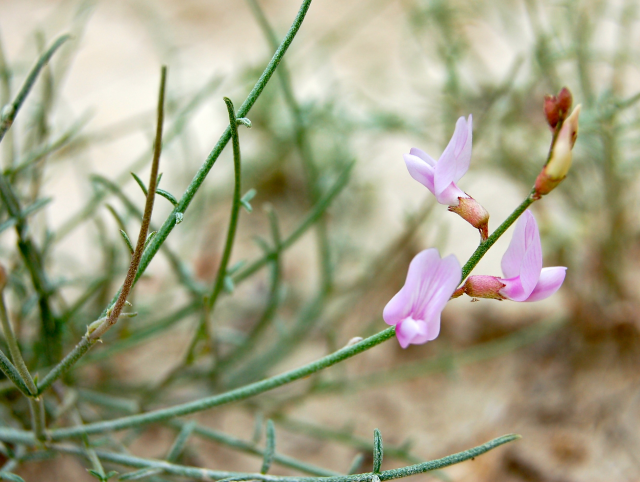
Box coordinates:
[47,434,518,481]
[197,97,244,359]
[168,420,339,477]
[0,293,37,396]
[36,0,315,393]
[460,192,536,282]
[246,0,332,292]
[42,327,394,439]
[36,338,91,395]
[28,398,46,442]
[0,348,31,397]
[234,161,352,284]
[133,0,314,293]
[0,34,70,144]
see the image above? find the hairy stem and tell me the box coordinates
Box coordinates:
[88,65,166,340]
[461,192,535,282]
[45,434,518,481]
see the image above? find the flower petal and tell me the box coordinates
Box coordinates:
[500,210,542,298]
[409,147,437,167]
[434,115,473,197]
[404,153,435,194]
[524,267,567,302]
[410,252,461,322]
[499,275,527,301]
[395,317,423,348]
[435,181,468,206]
[383,283,412,326]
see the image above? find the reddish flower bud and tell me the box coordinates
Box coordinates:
[556,87,572,117]
[448,196,490,241]
[544,87,573,129]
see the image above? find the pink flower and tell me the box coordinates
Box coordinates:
[383,249,461,348]
[459,210,567,302]
[403,116,489,239]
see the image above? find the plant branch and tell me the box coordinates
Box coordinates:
[88,65,166,341]
[37,0,315,392]
[45,434,518,481]
[0,290,36,396]
[39,327,394,439]
[460,192,536,282]
[0,34,70,144]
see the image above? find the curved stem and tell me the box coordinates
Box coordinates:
[47,434,518,481]
[44,327,394,439]
[198,97,244,359]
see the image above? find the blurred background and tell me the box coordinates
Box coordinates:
[0,0,639,480]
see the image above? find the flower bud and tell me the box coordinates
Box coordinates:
[534,104,581,198]
[460,275,506,300]
[448,196,490,241]
[544,87,573,129]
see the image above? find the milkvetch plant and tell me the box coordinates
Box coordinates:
[0,1,583,480]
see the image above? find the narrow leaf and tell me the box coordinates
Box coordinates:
[227,260,246,275]
[0,472,25,482]
[260,419,276,474]
[130,172,148,196]
[119,230,134,255]
[373,428,383,473]
[223,276,234,293]
[240,188,256,213]
[143,231,157,251]
[106,204,127,233]
[21,197,52,218]
[156,188,178,206]
[118,468,161,480]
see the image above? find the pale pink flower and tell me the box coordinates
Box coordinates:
[459,210,566,302]
[403,116,489,239]
[383,249,461,348]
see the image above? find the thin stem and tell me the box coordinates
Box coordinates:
[36,337,91,395]
[234,161,353,284]
[43,327,394,439]
[0,348,32,397]
[27,398,46,442]
[132,0,314,290]
[460,192,535,282]
[0,292,36,396]
[38,0,315,391]
[198,97,244,360]
[246,0,332,291]
[88,65,166,341]
[0,35,73,363]
[0,34,70,144]
[215,213,282,374]
[168,420,339,477]
[0,28,15,168]
[47,434,518,481]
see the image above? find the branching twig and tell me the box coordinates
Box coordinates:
[87,65,166,341]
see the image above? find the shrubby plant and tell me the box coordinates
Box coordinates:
[0,1,585,480]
